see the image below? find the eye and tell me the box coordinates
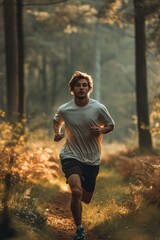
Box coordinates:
[75,83,81,87]
[75,82,88,87]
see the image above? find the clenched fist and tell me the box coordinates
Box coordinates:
[54,133,64,142]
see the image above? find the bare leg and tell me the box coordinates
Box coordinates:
[82,189,93,204]
[68,174,82,226]
[71,197,82,226]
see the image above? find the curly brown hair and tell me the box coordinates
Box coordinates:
[68,71,93,93]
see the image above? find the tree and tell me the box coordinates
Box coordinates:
[17,0,25,120]
[94,22,101,101]
[3,0,19,121]
[134,0,152,149]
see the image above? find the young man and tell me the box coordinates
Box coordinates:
[53,71,115,240]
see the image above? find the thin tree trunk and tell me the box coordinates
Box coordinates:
[70,33,77,72]
[51,60,58,106]
[41,53,47,113]
[94,23,101,102]
[134,0,152,149]
[17,0,25,120]
[3,0,19,121]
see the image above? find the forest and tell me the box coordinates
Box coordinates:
[0,0,160,240]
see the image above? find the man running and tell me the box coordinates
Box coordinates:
[53,71,115,240]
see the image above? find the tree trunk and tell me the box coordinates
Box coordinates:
[134,0,153,149]
[3,0,19,121]
[70,33,77,72]
[17,0,25,120]
[94,23,101,102]
[51,60,59,106]
[41,53,48,113]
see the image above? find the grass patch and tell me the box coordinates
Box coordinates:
[0,178,61,240]
[83,167,131,232]
[83,162,160,240]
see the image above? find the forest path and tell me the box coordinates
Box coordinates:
[1,144,160,240]
[45,191,101,240]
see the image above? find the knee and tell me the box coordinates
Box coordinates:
[71,186,82,199]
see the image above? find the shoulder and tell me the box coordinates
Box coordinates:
[58,100,74,112]
[89,98,107,110]
[89,99,111,116]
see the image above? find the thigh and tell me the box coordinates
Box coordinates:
[68,174,82,190]
[61,158,83,182]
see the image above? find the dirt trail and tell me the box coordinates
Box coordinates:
[45,191,101,240]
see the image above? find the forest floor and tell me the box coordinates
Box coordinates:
[0,141,160,240]
[44,190,101,240]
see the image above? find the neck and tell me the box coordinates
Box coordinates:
[74,96,89,106]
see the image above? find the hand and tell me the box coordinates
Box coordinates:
[90,127,103,136]
[54,133,64,142]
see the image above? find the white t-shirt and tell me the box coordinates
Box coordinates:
[54,98,115,165]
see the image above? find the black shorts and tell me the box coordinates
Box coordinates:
[61,158,99,193]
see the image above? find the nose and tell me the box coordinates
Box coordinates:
[80,84,84,88]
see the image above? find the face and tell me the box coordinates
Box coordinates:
[72,78,90,99]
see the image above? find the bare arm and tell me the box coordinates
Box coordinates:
[53,119,64,142]
[91,124,115,136]
[100,124,115,134]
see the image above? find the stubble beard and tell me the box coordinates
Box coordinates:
[77,95,86,100]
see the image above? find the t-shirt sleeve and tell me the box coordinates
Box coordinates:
[98,104,115,126]
[53,107,64,125]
